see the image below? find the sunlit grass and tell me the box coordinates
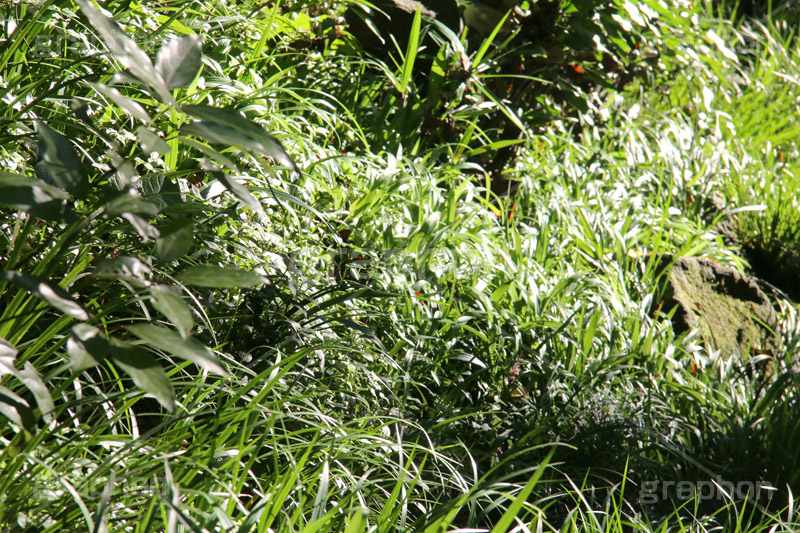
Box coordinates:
[1,0,800,530]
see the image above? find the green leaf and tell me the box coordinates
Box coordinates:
[3,271,89,321]
[149,284,194,339]
[181,104,298,171]
[343,509,368,533]
[0,338,17,378]
[399,6,422,96]
[141,173,182,207]
[110,341,176,412]
[155,34,202,89]
[108,149,139,189]
[75,0,173,103]
[67,324,110,372]
[469,7,512,69]
[0,385,34,429]
[92,256,152,283]
[176,265,266,288]
[88,81,152,123]
[155,217,194,263]
[137,127,171,155]
[122,213,160,241]
[200,159,265,219]
[126,323,228,376]
[0,172,73,222]
[17,362,55,423]
[0,172,70,203]
[36,122,89,199]
[104,193,161,216]
[489,449,553,533]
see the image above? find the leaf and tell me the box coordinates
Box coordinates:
[122,213,160,240]
[137,127,171,155]
[0,338,17,378]
[141,173,183,207]
[108,149,138,189]
[177,265,266,288]
[0,172,74,222]
[88,81,152,123]
[0,386,34,429]
[155,217,194,263]
[200,159,265,219]
[17,362,55,424]
[67,324,110,372]
[469,6,512,68]
[0,172,70,203]
[179,136,239,172]
[36,122,89,199]
[155,34,202,89]
[110,341,175,412]
[104,193,161,216]
[343,509,368,533]
[149,284,194,339]
[181,104,298,171]
[489,449,553,533]
[93,256,152,282]
[3,271,89,321]
[75,0,173,103]
[399,6,422,96]
[126,323,228,376]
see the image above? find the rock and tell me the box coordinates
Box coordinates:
[657,254,778,358]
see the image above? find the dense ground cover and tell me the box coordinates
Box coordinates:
[1,0,800,530]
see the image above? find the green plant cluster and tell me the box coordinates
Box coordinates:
[1,0,800,531]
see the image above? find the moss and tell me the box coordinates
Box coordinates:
[662,256,778,358]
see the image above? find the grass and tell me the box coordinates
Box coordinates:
[1,0,800,530]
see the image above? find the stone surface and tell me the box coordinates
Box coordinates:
[657,254,778,358]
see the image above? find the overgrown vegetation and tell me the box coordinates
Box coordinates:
[1,0,800,530]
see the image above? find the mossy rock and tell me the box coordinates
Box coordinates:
[657,254,778,358]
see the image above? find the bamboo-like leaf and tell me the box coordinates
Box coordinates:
[0,385,33,429]
[155,217,194,263]
[0,338,17,378]
[36,122,89,199]
[137,127,171,155]
[126,323,228,376]
[75,0,173,103]
[88,81,152,123]
[92,256,152,282]
[181,104,298,171]
[122,213,160,241]
[3,270,89,321]
[149,284,194,339]
[67,324,110,371]
[104,193,161,217]
[155,34,202,89]
[0,172,73,222]
[177,265,266,288]
[110,341,176,412]
[17,362,55,424]
[200,159,265,219]
[108,149,138,189]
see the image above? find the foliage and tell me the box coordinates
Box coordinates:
[0,0,799,531]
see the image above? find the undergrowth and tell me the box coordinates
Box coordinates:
[1,0,799,531]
